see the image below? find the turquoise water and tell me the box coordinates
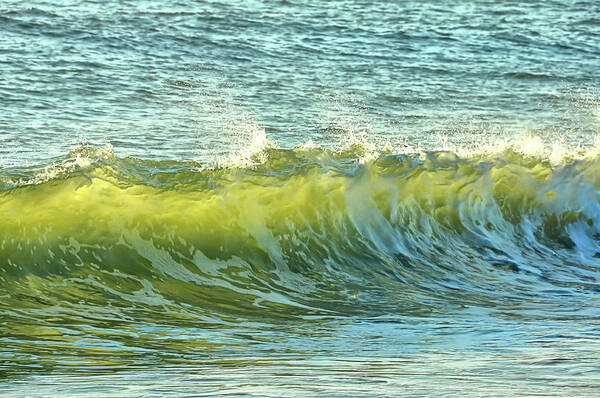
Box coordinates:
[1,1,600,396]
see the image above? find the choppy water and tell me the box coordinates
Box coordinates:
[1,0,600,396]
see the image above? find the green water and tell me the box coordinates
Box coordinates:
[1,0,600,396]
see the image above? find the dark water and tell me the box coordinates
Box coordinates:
[1,0,600,396]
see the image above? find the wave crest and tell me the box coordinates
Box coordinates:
[1,145,600,319]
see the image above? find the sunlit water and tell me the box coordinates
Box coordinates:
[1,0,600,396]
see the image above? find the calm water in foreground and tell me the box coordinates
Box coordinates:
[1,0,600,396]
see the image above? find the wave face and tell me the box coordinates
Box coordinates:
[2,146,600,382]
[3,147,600,312]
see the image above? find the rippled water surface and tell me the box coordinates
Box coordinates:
[1,0,600,396]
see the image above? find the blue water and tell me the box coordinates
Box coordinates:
[1,1,600,396]
[2,0,599,165]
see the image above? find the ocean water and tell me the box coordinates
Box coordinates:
[1,0,600,396]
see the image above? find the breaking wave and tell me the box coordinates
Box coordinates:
[1,143,600,324]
